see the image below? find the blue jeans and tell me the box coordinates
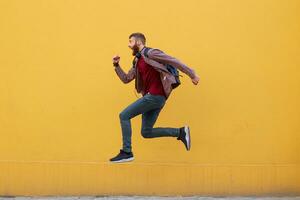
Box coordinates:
[119,93,180,152]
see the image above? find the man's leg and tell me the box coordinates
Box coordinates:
[141,107,180,138]
[140,94,191,151]
[119,94,165,152]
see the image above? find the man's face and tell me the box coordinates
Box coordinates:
[128,37,140,56]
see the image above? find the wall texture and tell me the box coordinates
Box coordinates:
[0,0,299,196]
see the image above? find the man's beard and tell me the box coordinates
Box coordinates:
[131,45,139,56]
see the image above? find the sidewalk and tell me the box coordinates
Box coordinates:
[0,197,299,200]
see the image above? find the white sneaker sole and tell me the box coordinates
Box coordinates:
[110,157,134,163]
[184,125,191,151]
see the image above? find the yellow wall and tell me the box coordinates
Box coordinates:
[0,0,299,196]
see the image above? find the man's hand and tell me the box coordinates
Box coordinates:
[112,55,120,66]
[192,75,200,85]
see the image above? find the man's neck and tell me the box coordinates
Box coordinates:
[138,45,145,52]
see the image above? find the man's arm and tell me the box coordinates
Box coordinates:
[112,55,135,84]
[114,64,136,84]
[148,49,197,80]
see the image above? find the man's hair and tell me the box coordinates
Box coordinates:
[129,32,146,45]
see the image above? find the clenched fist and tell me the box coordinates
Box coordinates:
[192,75,200,85]
[112,55,120,66]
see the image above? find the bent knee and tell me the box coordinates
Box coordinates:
[141,129,152,138]
[119,112,129,120]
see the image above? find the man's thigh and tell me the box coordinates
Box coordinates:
[120,95,162,120]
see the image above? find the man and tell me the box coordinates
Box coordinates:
[110,32,200,163]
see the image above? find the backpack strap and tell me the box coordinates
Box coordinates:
[142,47,151,58]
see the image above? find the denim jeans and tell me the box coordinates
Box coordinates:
[119,93,180,152]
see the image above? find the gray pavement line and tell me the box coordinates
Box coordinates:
[0,160,298,167]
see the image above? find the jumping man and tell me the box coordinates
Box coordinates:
[110,32,200,163]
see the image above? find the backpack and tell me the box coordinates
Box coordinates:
[143,47,181,89]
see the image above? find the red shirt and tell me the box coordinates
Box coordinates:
[137,56,166,97]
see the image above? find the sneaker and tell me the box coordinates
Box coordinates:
[110,149,134,163]
[177,125,191,151]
